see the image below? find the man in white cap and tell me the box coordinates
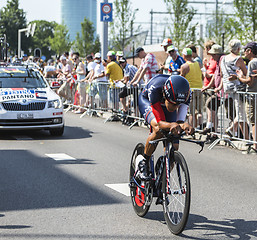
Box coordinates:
[167,45,185,75]
[159,38,172,74]
[90,52,108,109]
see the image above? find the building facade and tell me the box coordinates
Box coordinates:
[60,0,97,41]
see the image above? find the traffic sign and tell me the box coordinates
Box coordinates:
[100,3,113,22]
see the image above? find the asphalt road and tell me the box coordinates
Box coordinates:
[0,112,256,240]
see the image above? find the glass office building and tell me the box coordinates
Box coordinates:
[61,0,97,41]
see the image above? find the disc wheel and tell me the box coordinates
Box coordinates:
[162,151,191,235]
[129,143,153,217]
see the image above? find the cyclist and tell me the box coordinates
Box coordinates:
[137,74,194,180]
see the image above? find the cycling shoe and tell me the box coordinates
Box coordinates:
[138,160,151,181]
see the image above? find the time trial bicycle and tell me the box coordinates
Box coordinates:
[129,131,204,235]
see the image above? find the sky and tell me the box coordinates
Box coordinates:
[0,0,168,35]
[0,0,229,45]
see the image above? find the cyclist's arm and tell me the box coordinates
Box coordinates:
[176,103,194,134]
[176,103,188,122]
[151,102,181,133]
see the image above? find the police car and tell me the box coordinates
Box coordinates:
[0,63,64,136]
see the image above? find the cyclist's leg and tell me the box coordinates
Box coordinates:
[162,107,179,150]
[138,94,161,179]
[144,118,163,156]
[129,143,153,217]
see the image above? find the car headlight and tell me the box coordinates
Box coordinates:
[48,99,62,109]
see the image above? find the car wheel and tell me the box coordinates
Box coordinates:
[49,126,64,136]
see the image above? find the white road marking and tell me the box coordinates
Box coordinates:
[105,183,130,197]
[13,135,33,140]
[45,153,76,161]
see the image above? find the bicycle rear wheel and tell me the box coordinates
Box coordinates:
[162,151,191,235]
[129,143,153,217]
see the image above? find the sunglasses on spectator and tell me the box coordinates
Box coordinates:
[73,57,78,61]
[168,50,175,53]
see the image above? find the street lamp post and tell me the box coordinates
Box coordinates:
[220,27,226,53]
[18,28,28,59]
[18,23,36,59]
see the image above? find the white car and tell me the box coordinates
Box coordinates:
[0,64,64,136]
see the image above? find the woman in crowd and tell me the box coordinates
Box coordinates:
[220,39,249,140]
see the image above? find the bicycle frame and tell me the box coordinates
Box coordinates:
[149,133,204,196]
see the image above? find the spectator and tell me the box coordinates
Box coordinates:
[167,45,185,75]
[44,59,57,78]
[56,56,63,73]
[22,54,28,63]
[105,50,123,110]
[188,44,203,68]
[59,56,71,77]
[180,47,203,128]
[72,52,86,114]
[238,42,257,151]
[116,51,124,62]
[203,40,216,87]
[159,38,173,74]
[84,55,97,81]
[28,56,34,63]
[118,57,138,114]
[130,47,158,85]
[90,52,108,109]
[64,51,74,70]
[201,44,226,136]
[82,55,97,107]
[220,39,249,139]
[57,56,73,104]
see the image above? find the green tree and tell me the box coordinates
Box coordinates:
[29,20,57,59]
[109,0,140,51]
[73,17,100,56]
[164,0,197,51]
[233,0,257,42]
[205,11,232,46]
[207,0,257,47]
[0,0,29,55]
[49,23,73,56]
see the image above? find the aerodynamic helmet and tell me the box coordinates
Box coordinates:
[163,75,190,105]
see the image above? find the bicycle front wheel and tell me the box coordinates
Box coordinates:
[162,151,191,235]
[129,143,153,217]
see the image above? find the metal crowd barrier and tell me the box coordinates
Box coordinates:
[46,77,257,152]
[46,78,146,128]
[191,88,257,151]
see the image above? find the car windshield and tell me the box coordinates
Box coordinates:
[0,68,47,88]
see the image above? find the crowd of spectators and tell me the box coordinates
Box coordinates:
[200,40,257,152]
[8,38,257,152]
